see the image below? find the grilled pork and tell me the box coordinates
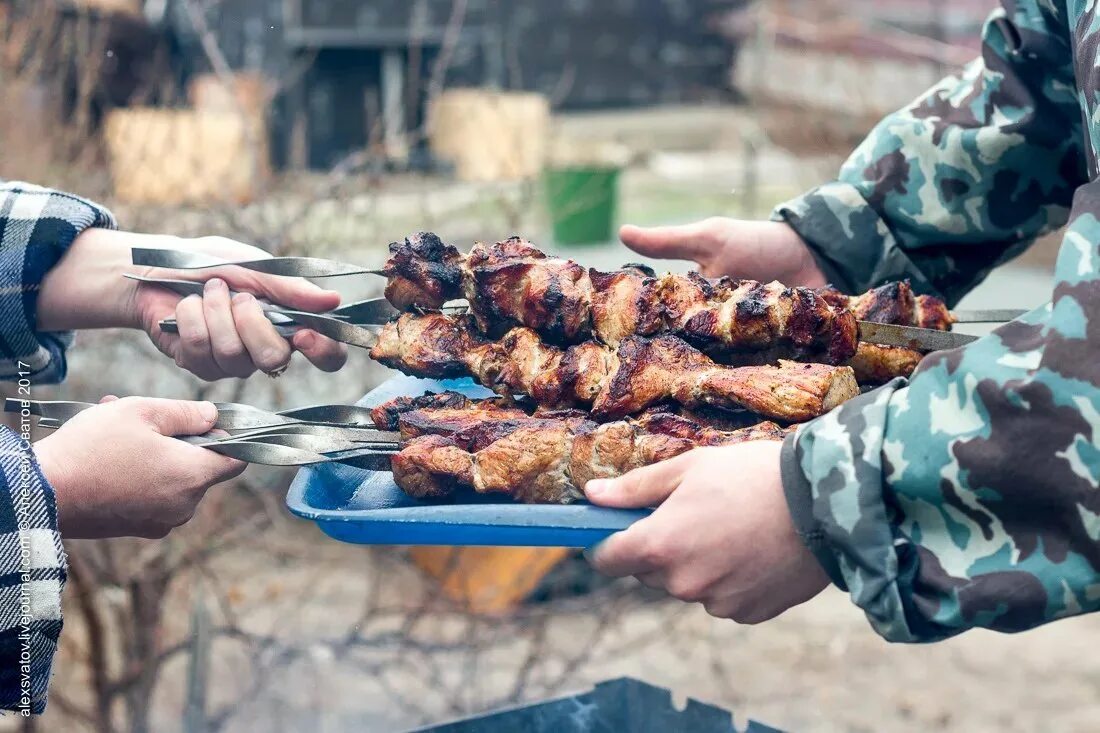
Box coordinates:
[380,233,859,363]
[391,412,792,503]
[370,313,858,422]
[818,282,956,383]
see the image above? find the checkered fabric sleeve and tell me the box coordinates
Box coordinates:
[0,181,114,713]
[0,426,66,714]
[0,181,117,384]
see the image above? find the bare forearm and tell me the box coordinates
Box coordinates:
[36,228,170,331]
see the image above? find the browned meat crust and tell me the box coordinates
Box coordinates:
[395,403,530,440]
[370,313,858,422]
[391,412,792,504]
[817,282,956,383]
[368,390,474,431]
[381,234,859,363]
[382,232,466,310]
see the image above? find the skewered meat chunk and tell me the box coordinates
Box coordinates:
[391,412,792,503]
[817,282,955,383]
[382,232,466,310]
[585,266,665,345]
[369,392,760,439]
[657,272,855,364]
[846,344,924,385]
[842,280,955,329]
[370,313,859,422]
[368,390,474,431]
[394,402,529,440]
[464,237,595,344]
[380,233,859,363]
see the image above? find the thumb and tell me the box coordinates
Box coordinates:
[585,451,693,508]
[619,221,723,263]
[129,398,219,437]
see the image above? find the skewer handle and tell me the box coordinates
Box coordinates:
[132,247,383,278]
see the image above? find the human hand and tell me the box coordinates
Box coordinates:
[32,396,246,539]
[37,228,349,380]
[619,218,827,287]
[584,441,829,622]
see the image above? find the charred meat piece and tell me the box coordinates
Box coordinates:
[382,232,466,310]
[817,282,956,383]
[391,412,792,504]
[368,390,474,431]
[588,268,664,346]
[658,272,857,365]
[915,294,955,330]
[465,237,593,344]
[846,343,924,385]
[370,313,859,422]
[395,402,530,440]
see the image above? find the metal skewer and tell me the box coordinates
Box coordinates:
[132,248,384,278]
[6,399,392,435]
[157,315,380,349]
[950,308,1028,323]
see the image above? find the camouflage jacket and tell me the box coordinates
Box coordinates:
[772,1,1100,642]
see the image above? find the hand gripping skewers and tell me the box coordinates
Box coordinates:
[12,397,790,504]
[368,313,860,422]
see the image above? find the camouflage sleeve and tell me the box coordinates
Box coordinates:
[771,1,1085,307]
[781,180,1100,643]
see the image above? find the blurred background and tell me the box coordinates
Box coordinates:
[0,1,1085,731]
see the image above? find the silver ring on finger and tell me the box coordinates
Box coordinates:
[264,363,290,379]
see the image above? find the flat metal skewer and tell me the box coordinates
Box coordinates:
[950,308,1028,323]
[132,248,384,278]
[7,398,388,433]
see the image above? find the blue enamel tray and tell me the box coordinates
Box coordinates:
[285,375,650,547]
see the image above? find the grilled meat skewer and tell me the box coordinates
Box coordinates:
[382,233,859,363]
[368,390,761,440]
[392,411,792,503]
[369,313,858,422]
[817,282,956,383]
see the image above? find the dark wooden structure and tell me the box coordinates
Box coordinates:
[166,0,742,169]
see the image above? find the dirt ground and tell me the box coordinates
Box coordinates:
[55,514,1099,733]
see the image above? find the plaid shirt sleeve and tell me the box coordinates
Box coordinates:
[0,424,66,714]
[0,180,117,384]
[0,181,114,713]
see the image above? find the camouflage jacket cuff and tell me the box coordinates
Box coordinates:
[790,380,922,641]
[771,182,937,297]
[780,430,848,591]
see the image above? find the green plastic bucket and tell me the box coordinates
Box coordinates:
[544,166,620,245]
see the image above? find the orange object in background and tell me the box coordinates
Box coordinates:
[410,546,573,614]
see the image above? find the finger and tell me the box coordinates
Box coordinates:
[584,451,695,508]
[188,446,248,485]
[231,293,292,373]
[98,395,120,404]
[201,279,253,378]
[175,295,222,380]
[702,591,775,624]
[619,221,721,262]
[634,571,667,590]
[214,267,341,313]
[291,330,348,372]
[585,516,669,577]
[124,397,219,436]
